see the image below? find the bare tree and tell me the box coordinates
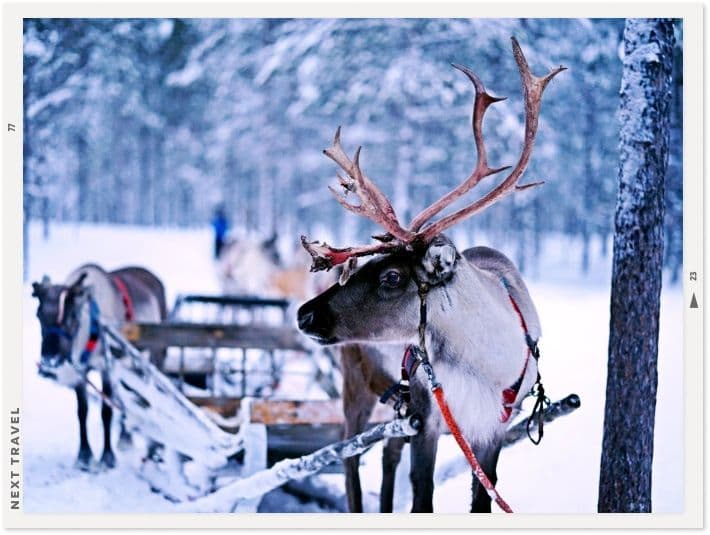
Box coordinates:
[598,18,675,513]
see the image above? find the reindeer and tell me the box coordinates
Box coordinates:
[218,232,335,301]
[297,38,564,512]
[218,234,282,296]
[32,264,167,471]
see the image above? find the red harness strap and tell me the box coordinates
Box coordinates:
[428,292,533,514]
[391,293,536,424]
[500,294,534,423]
[111,275,134,322]
[384,280,541,513]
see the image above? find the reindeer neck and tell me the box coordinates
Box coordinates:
[66,265,124,324]
[423,261,529,385]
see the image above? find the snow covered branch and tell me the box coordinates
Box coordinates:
[179,415,421,513]
[435,394,581,485]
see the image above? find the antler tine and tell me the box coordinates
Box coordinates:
[323,127,414,243]
[301,236,401,272]
[419,37,565,242]
[409,63,509,232]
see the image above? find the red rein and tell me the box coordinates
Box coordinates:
[430,293,530,513]
[432,386,514,513]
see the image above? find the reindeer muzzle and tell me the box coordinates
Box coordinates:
[297,300,337,344]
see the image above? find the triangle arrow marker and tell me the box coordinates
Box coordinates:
[690,293,699,309]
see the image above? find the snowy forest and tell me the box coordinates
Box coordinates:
[20,18,686,517]
[23,18,683,281]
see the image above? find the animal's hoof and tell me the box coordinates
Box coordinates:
[117,432,133,451]
[100,450,117,470]
[75,451,97,472]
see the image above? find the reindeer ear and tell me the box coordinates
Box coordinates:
[338,257,358,286]
[418,235,459,285]
[32,275,51,297]
[70,272,88,294]
[31,281,43,297]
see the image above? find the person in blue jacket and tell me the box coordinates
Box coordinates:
[211,205,229,259]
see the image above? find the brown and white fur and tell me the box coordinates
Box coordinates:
[32,263,166,471]
[218,234,333,300]
[298,237,540,512]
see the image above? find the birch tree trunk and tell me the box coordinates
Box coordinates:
[598,18,675,513]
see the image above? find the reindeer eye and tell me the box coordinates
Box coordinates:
[380,269,403,288]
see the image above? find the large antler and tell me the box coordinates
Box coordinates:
[302,37,565,272]
[416,37,566,242]
[408,64,510,232]
[324,126,414,243]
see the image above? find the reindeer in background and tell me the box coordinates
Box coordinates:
[217,233,331,301]
[297,38,564,512]
[32,264,167,471]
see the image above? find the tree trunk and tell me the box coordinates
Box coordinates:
[598,18,674,513]
[139,126,154,225]
[581,94,596,274]
[23,82,31,281]
[75,131,90,222]
[39,174,50,239]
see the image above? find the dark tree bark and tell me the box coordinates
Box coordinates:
[598,18,675,513]
[75,131,90,223]
[23,78,31,281]
[665,33,683,284]
[581,91,596,274]
[139,125,154,225]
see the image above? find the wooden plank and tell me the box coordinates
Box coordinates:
[188,397,394,426]
[122,322,309,352]
[176,294,290,309]
[266,424,344,466]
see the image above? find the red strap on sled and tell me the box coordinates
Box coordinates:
[111,275,134,321]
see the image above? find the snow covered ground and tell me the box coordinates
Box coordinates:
[21,222,683,513]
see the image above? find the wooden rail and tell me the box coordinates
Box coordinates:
[171,294,291,322]
[175,294,291,309]
[122,322,308,352]
[190,397,393,426]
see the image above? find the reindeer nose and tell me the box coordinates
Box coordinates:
[298,308,316,331]
[297,299,335,339]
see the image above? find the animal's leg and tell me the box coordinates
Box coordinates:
[150,347,167,371]
[380,436,406,513]
[99,372,116,469]
[343,396,376,512]
[406,379,438,513]
[470,441,502,513]
[409,427,439,513]
[74,384,94,471]
[342,347,377,513]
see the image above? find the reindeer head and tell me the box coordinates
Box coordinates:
[298,38,564,346]
[32,273,90,376]
[298,235,461,344]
